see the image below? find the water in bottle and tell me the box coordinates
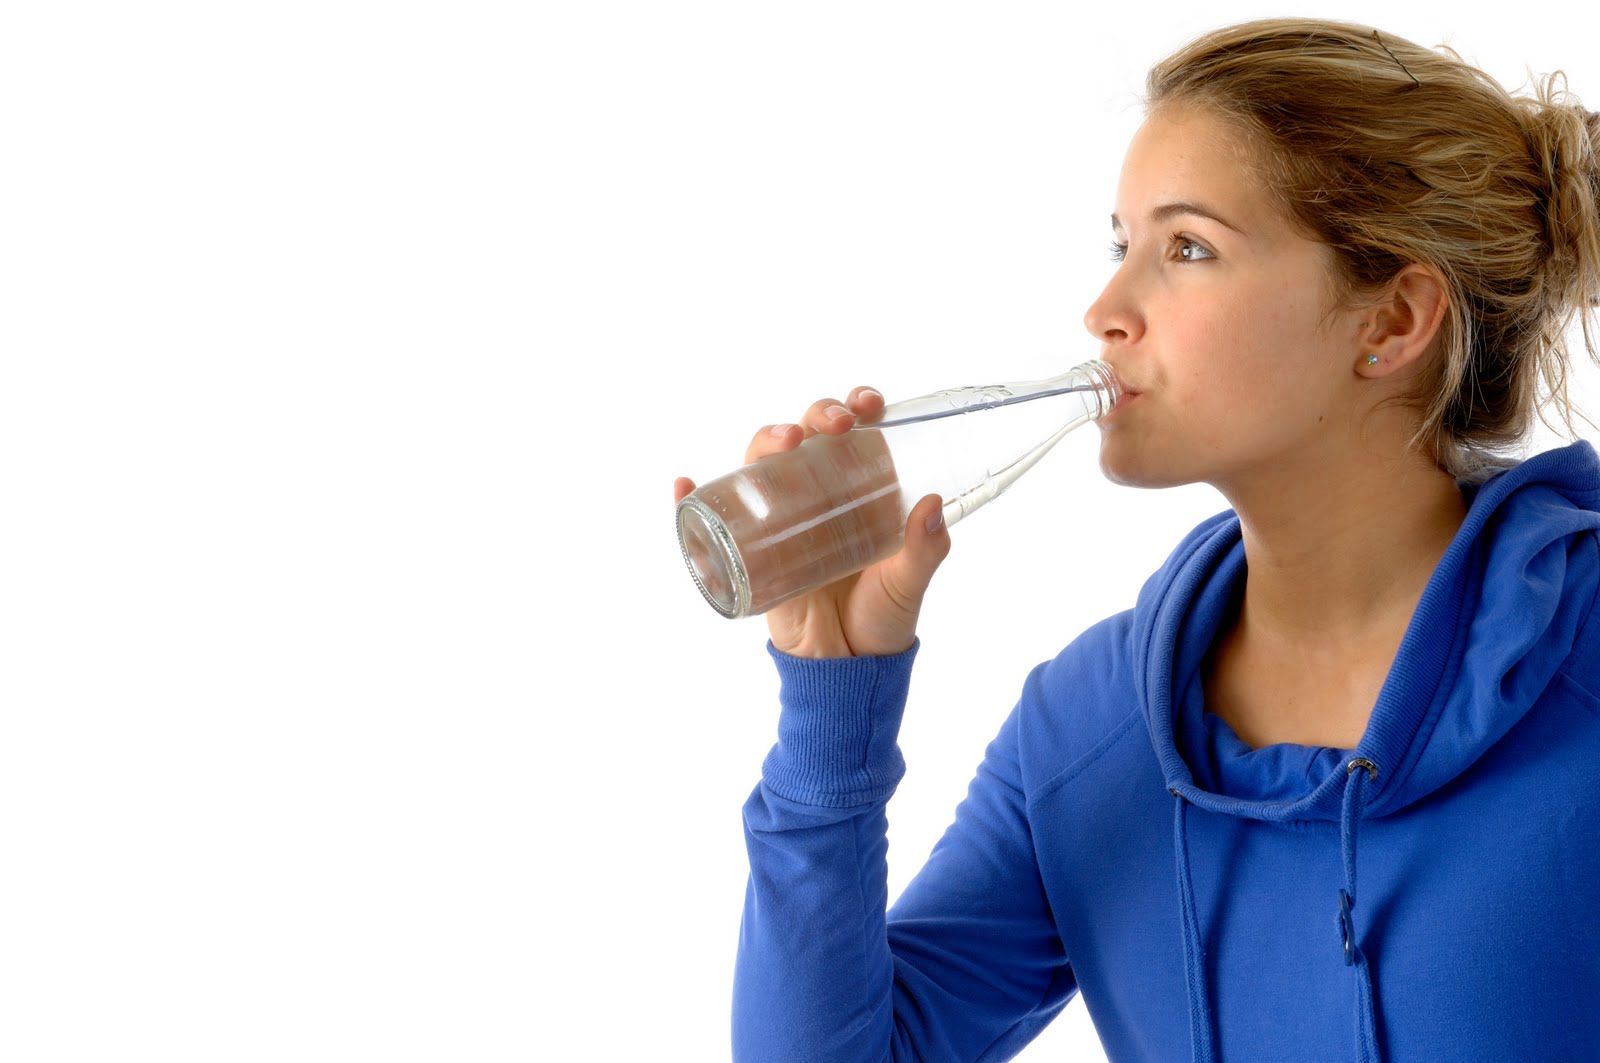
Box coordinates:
[677,360,1120,618]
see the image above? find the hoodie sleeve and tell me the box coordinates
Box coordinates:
[734,641,1074,1063]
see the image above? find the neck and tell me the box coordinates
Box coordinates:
[1217,445,1467,649]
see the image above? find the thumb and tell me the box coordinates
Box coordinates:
[884,493,953,597]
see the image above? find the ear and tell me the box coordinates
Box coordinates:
[1354,264,1449,378]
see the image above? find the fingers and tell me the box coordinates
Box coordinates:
[742,385,884,465]
[811,386,884,429]
[673,476,695,504]
[848,385,885,424]
[744,420,802,465]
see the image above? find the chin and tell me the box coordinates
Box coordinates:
[1100,438,1177,489]
[1097,439,1192,490]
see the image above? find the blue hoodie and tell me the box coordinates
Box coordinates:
[734,440,1600,1062]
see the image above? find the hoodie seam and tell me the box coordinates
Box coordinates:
[1555,670,1600,716]
[1030,709,1145,806]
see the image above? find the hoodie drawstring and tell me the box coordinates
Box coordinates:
[1172,791,1218,1063]
[1172,758,1383,1063]
[1340,758,1381,1063]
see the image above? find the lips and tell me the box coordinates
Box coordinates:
[1101,361,1140,395]
[1104,366,1142,403]
[1100,369,1141,423]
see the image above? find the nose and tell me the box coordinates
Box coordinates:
[1083,269,1141,348]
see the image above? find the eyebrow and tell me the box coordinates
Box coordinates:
[1110,201,1245,235]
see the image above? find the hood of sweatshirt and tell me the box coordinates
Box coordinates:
[1129,440,1600,1063]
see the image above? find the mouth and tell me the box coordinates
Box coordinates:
[1101,362,1140,399]
[1101,384,1141,424]
[1109,372,1141,405]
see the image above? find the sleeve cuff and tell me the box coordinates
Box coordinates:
[761,638,920,808]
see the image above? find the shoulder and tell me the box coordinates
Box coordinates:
[1476,443,1600,688]
[1002,511,1243,788]
[1009,611,1149,792]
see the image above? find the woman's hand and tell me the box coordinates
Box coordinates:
[673,386,952,659]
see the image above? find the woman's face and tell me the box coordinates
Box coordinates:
[1085,105,1369,493]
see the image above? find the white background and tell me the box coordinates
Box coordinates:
[4,3,1598,1061]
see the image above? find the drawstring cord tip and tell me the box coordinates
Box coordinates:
[1338,888,1356,966]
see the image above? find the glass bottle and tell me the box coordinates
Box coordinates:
[676,359,1120,618]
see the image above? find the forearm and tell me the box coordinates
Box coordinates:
[731,642,1073,1063]
[732,641,916,1063]
[736,790,899,1061]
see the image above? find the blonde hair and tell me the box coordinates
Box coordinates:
[1144,18,1600,477]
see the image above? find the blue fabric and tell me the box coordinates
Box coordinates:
[734,441,1600,1062]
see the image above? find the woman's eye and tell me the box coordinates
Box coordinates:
[1107,235,1212,263]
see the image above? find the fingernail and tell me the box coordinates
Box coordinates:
[859,388,882,401]
[824,405,851,420]
[925,509,945,535]
[770,423,794,437]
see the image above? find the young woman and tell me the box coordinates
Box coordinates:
[674,18,1600,1062]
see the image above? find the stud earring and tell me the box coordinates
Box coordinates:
[1366,355,1379,366]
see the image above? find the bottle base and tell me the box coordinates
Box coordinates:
[676,495,750,619]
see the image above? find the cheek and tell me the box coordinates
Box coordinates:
[1192,286,1326,396]
[1220,289,1301,362]
[1168,308,1257,415]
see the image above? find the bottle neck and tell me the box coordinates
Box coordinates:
[869,360,1120,430]
[1019,360,1120,419]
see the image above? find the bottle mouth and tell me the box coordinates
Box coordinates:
[1075,359,1123,419]
[676,495,750,619]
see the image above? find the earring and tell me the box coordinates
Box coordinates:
[1365,355,1379,365]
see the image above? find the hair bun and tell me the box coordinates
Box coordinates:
[1521,74,1600,309]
